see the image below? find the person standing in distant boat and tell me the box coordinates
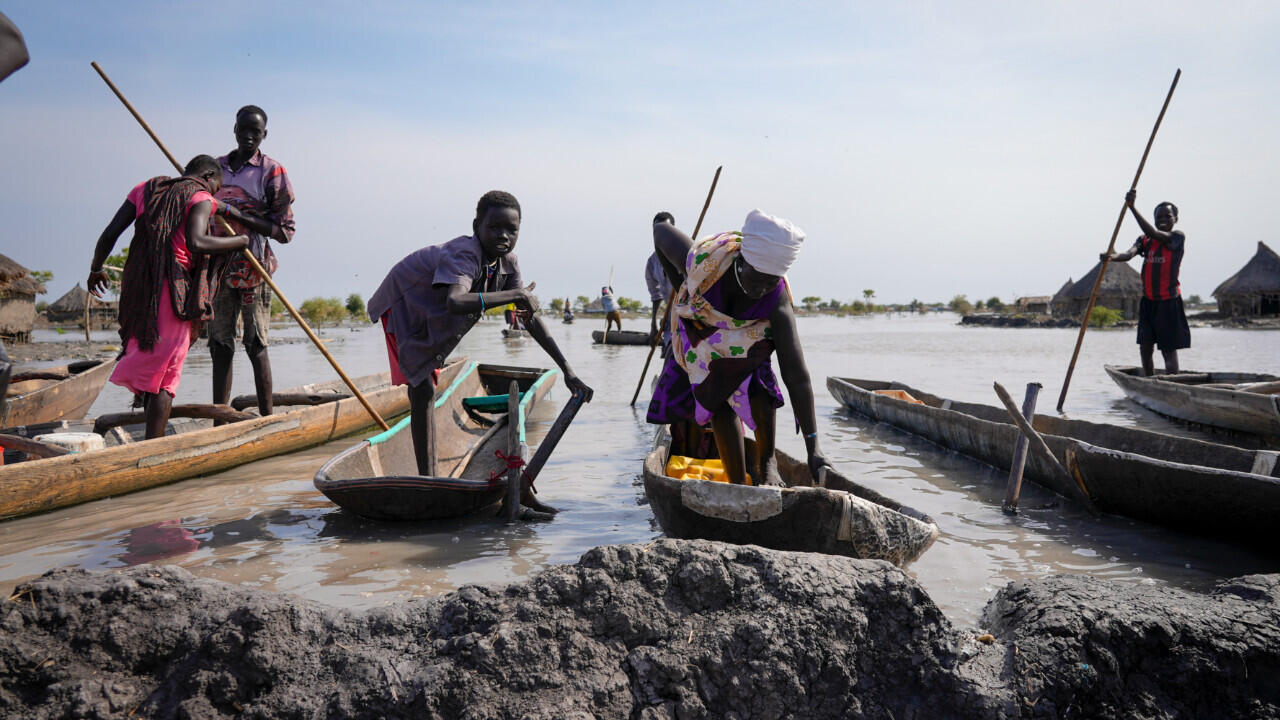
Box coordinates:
[209,105,296,417]
[1101,189,1189,376]
[368,191,593,510]
[601,285,622,332]
[646,209,828,486]
[646,211,677,354]
[88,156,250,438]
[562,297,574,323]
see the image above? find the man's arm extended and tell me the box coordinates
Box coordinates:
[525,314,594,401]
[88,200,137,297]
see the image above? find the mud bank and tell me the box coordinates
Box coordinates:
[1,540,1277,719]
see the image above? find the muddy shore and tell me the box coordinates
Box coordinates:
[2,539,1276,719]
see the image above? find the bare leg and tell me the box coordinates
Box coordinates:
[710,404,748,485]
[248,343,273,416]
[408,379,436,476]
[1140,343,1156,376]
[143,390,173,440]
[749,392,783,486]
[1162,349,1179,374]
[211,341,235,405]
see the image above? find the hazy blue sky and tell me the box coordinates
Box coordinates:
[2,2,1277,307]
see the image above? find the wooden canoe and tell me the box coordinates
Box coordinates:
[592,330,651,345]
[641,426,939,566]
[1104,365,1280,440]
[502,328,529,339]
[2,358,116,427]
[0,362,469,521]
[314,362,556,521]
[827,376,1280,548]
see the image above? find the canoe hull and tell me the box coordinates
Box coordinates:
[591,330,651,346]
[0,366,461,521]
[2,358,116,428]
[827,376,1280,548]
[1105,365,1280,440]
[314,363,557,521]
[642,427,938,566]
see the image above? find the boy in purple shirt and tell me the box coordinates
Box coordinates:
[209,105,296,416]
[369,191,593,494]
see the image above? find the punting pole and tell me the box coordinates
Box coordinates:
[505,380,522,524]
[629,165,723,406]
[1057,69,1181,412]
[90,61,389,431]
[1000,382,1041,514]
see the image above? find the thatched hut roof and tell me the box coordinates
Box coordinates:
[1060,261,1142,299]
[1213,242,1280,297]
[48,283,93,313]
[0,253,45,297]
[1050,277,1073,303]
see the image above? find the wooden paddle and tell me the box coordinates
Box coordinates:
[629,165,723,406]
[1057,69,1181,412]
[91,61,389,431]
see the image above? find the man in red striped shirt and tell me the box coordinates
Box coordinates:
[1103,189,1189,376]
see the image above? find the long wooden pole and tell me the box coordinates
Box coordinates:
[91,61,389,431]
[629,165,723,406]
[995,382,1097,514]
[1057,69,1181,412]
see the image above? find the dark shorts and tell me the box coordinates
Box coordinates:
[1137,296,1190,351]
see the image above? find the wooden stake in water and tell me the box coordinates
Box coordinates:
[506,380,522,524]
[1001,383,1042,514]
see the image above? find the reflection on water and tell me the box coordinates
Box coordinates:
[3,314,1277,626]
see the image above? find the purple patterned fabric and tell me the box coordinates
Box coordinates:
[646,271,784,429]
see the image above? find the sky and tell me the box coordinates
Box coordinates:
[2,2,1278,308]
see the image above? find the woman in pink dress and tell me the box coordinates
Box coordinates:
[88,155,250,438]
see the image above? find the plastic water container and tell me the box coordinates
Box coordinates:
[33,432,106,454]
[665,454,753,486]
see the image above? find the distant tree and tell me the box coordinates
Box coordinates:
[1187,294,1203,305]
[1089,305,1124,328]
[975,299,985,311]
[300,297,346,325]
[826,298,841,309]
[35,301,49,314]
[345,293,367,321]
[802,295,821,311]
[550,298,564,312]
[29,270,52,292]
[576,295,590,310]
[949,294,973,315]
[270,294,285,318]
[617,297,643,312]
[909,298,923,313]
[863,289,875,303]
[986,296,1004,312]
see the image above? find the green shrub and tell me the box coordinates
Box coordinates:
[1089,305,1124,327]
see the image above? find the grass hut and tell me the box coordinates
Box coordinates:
[1049,277,1073,317]
[1055,261,1142,320]
[0,253,45,343]
[1213,241,1280,317]
[1014,296,1051,314]
[46,283,118,329]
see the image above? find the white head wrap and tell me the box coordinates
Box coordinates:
[739,209,805,276]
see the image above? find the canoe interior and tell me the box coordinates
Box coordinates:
[591,330,651,345]
[314,362,556,521]
[1105,365,1280,442]
[1,358,116,428]
[1109,366,1279,387]
[642,425,938,565]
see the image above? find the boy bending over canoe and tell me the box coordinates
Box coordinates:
[646,210,828,486]
[88,155,251,439]
[368,191,593,500]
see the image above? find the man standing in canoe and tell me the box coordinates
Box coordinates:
[209,105,296,417]
[1102,189,1189,375]
[88,156,251,438]
[369,190,593,493]
[600,284,622,333]
[646,211,676,353]
[646,209,828,486]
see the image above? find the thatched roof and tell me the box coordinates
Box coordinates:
[1050,278,1073,303]
[0,252,45,296]
[48,283,92,313]
[1213,242,1280,297]
[1060,261,1142,299]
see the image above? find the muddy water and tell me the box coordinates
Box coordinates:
[3,314,1277,625]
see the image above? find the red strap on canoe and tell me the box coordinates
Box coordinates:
[488,449,534,492]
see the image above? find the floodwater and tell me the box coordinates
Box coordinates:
[3,313,1278,626]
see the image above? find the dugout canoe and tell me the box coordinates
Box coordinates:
[314,362,556,520]
[0,362,468,521]
[641,426,938,566]
[502,328,529,339]
[592,329,651,346]
[1104,365,1280,441]
[828,376,1280,548]
[1,358,116,427]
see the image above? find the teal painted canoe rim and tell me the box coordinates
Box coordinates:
[366,362,557,447]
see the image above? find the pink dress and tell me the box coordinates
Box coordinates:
[109,183,216,397]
